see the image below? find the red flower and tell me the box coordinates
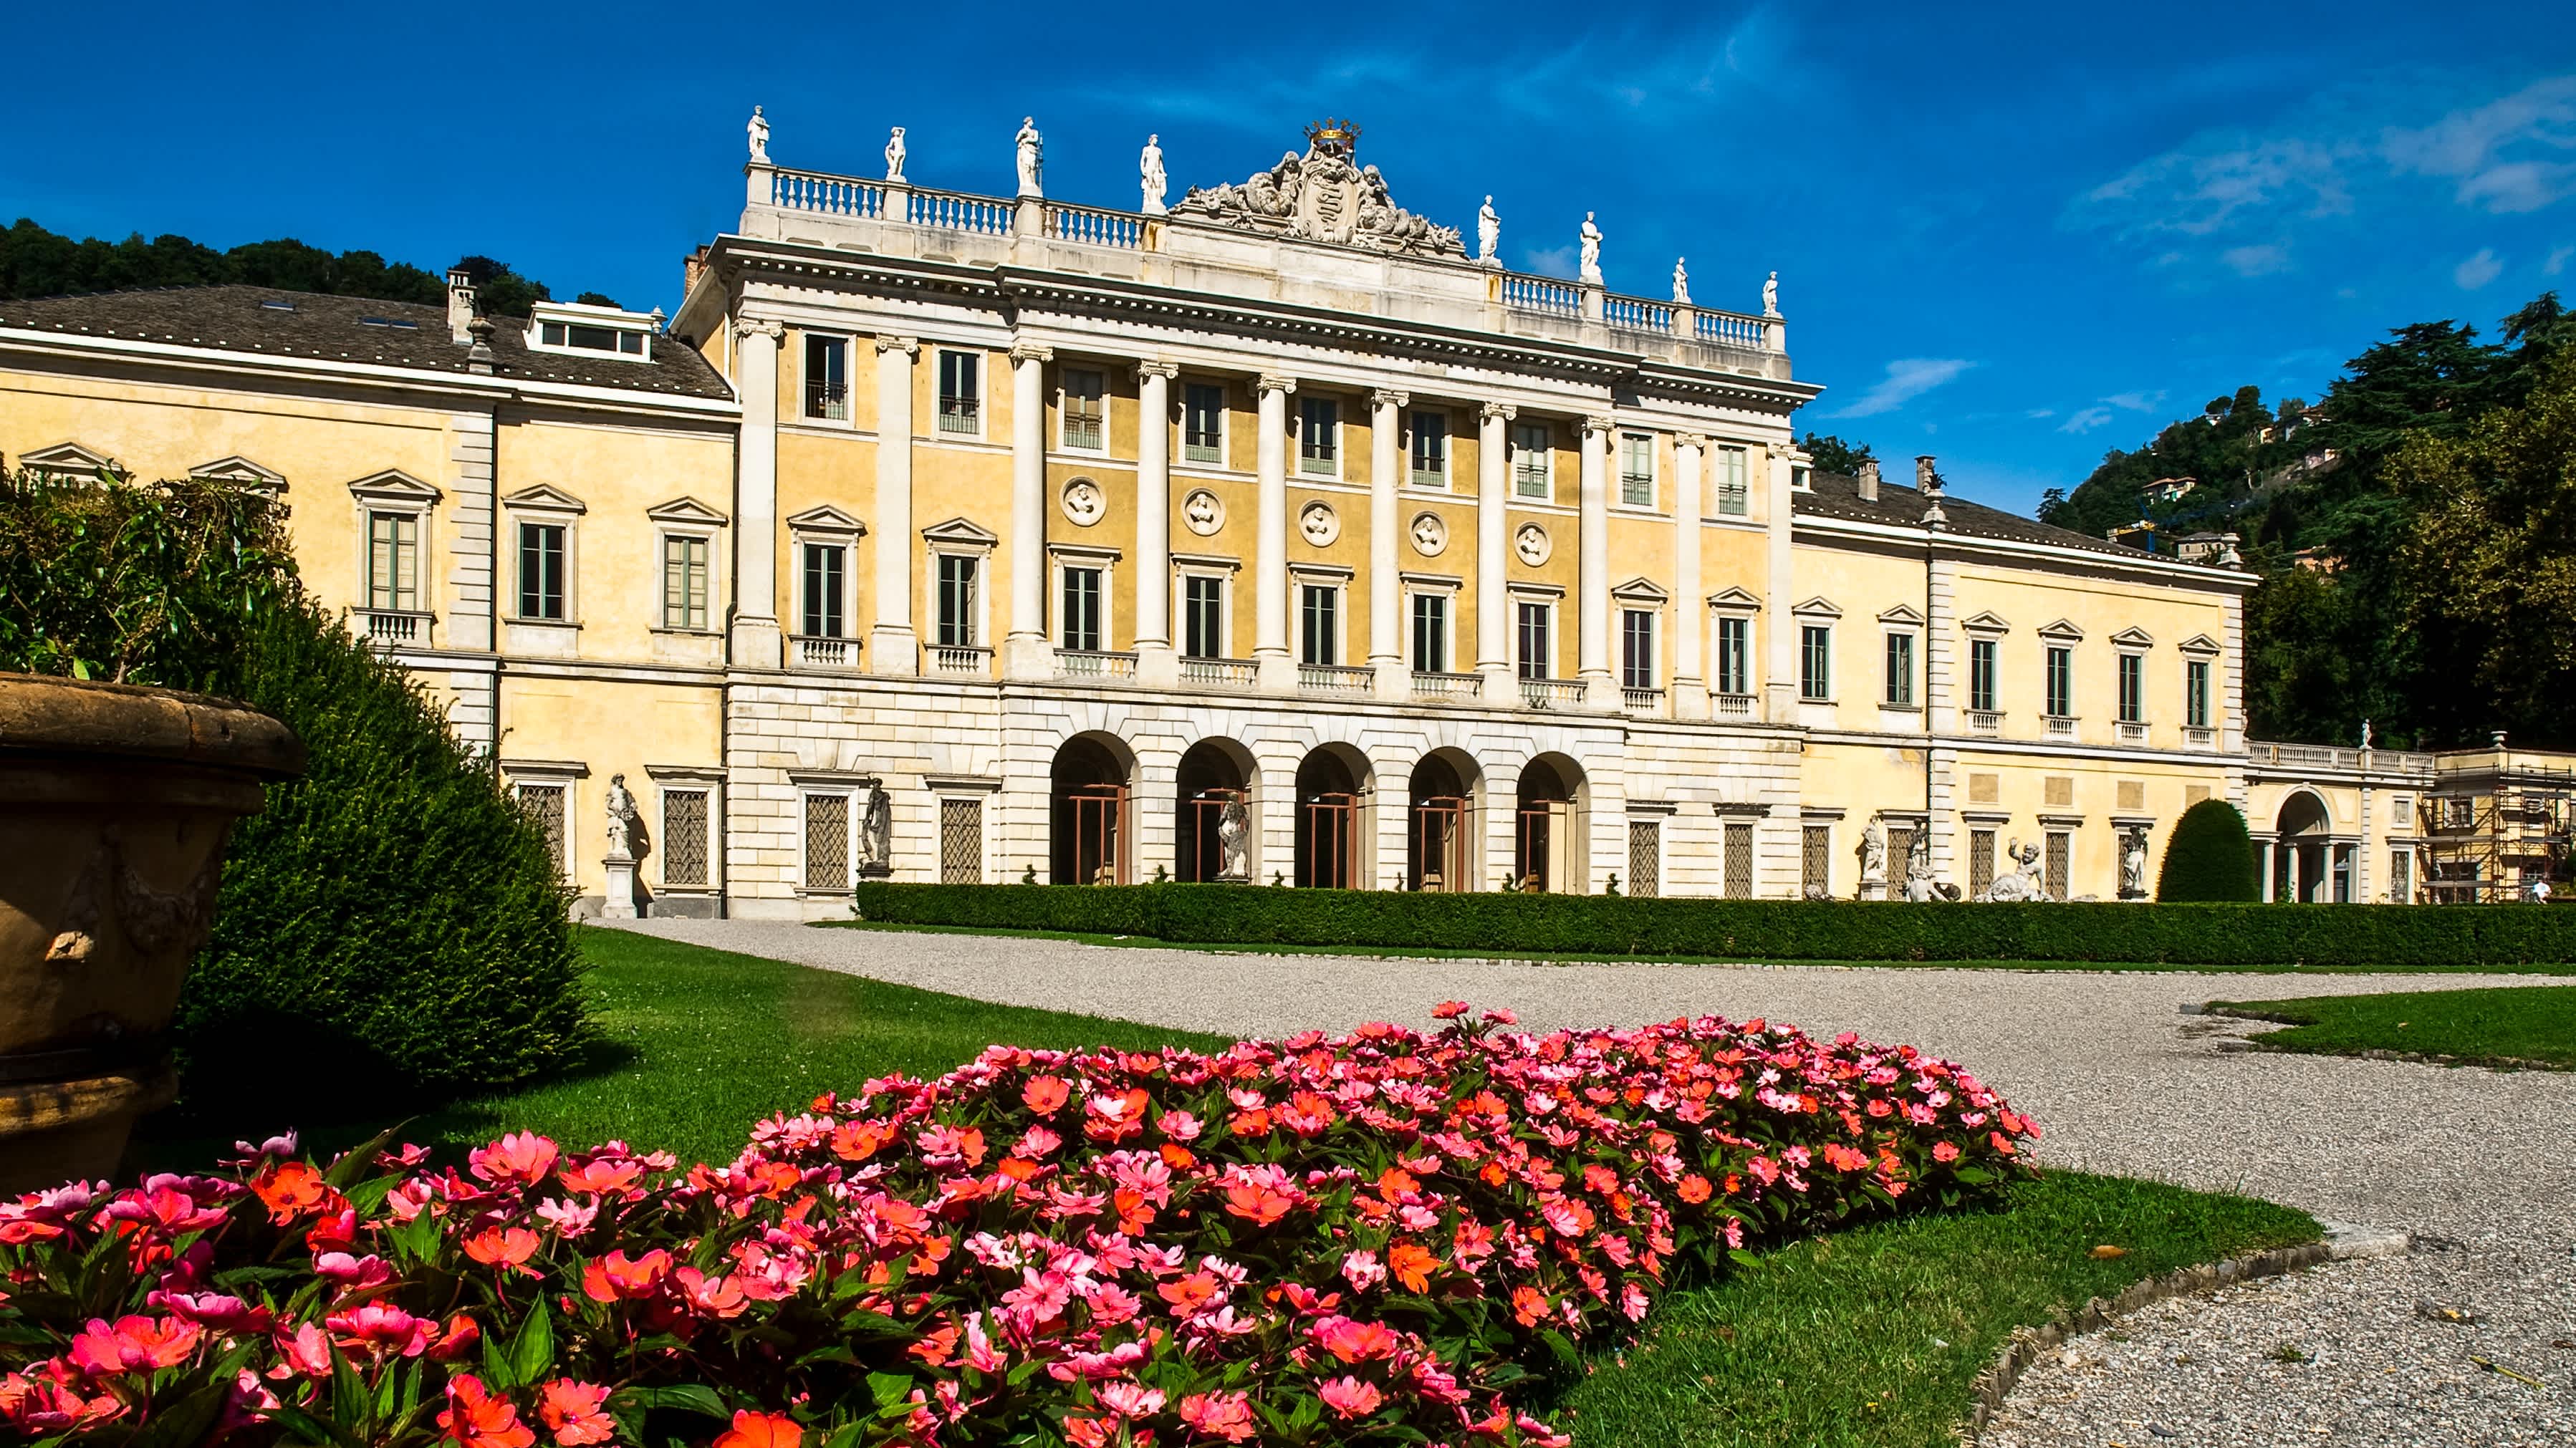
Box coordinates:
[1022,1076,1072,1114]
[1178,1391,1256,1442]
[327,1302,436,1358]
[1676,1174,1714,1205]
[1318,1376,1384,1420]
[438,1374,535,1448]
[537,1379,615,1446]
[712,1409,804,1448]
[1386,1240,1438,1294]
[68,1315,201,1374]
[464,1227,542,1274]
[468,1133,560,1188]
[1,1372,126,1433]
[580,1248,671,1303]
[249,1161,331,1222]
[1431,1001,1469,1019]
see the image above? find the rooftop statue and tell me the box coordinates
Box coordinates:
[885,127,907,184]
[1477,196,1500,265]
[747,105,769,165]
[1140,134,1167,216]
[1578,212,1603,286]
[1672,256,1691,305]
[1171,120,1464,258]
[1763,270,1780,318]
[1014,117,1044,198]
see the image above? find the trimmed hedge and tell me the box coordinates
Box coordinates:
[846,881,2576,969]
[2159,798,2261,902]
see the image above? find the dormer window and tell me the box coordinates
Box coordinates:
[524,301,658,362]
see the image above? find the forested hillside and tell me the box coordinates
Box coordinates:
[0,218,586,317]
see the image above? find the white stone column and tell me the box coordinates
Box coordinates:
[1671,435,1706,719]
[1134,361,1179,686]
[2259,839,2277,902]
[731,319,785,670]
[1577,417,1613,695]
[1369,388,1408,697]
[1004,342,1054,678]
[1762,441,1798,723]
[870,336,919,675]
[1254,375,1296,690]
[1476,402,1514,690]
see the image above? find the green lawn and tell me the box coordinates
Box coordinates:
[2214,983,2576,1068]
[827,918,2576,975]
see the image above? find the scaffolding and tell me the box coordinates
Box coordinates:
[2418,758,2576,904]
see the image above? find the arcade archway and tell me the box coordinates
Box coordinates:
[1293,743,1373,889]
[1176,738,1255,883]
[1514,753,1587,894]
[1050,733,1134,885]
[1407,748,1480,892]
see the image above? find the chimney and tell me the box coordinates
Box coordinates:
[681,246,708,302]
[1856,458,1880,502]
[446,269,476,345]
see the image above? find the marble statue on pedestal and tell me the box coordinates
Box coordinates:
[1860,814,1888,895]
[1762,270,1780,317]
[2359,719,2373,750]
[1577,212,1603,286]
[1979,839,2046,902]
[1477,196,1500,265]
[1014,117,1044,198]
[1903,829,1941,901]
[885,127,907,183]
[1140,134,1167,215]
[603,773,645,862]
[746,106,769,165]
[1671,256,1691,305]
[2119,827,2149,899]
[858,783,893,876]
[1216,798,1251,882]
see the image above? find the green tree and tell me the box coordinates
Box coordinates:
[455,254,551,317]
[1800,431,1877,476]
[2156,799,2259,902]
[0,217,560,314]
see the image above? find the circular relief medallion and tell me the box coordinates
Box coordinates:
[1181,488,1225,536]
[1061,478,1106,527]
[1514,521,1552,565]
[1408,511,1448,558]
[1299,500,1340,546]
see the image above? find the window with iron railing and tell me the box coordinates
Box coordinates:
[803,335,847,420]
[1299,397,1340,476]
[1183,383,1225,463]
[937,350,981,434]
[1715,615,1750,696]
[1713,445,1749,516]
[1060,368,1105,450]
[1620,433,1655,507]
[1512,422,1552,498]
[1410,410,1448,487]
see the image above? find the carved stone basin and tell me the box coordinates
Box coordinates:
[0,673,304,1191]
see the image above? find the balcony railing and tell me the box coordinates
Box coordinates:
[1055,649,1138,680]
[1714,692,1755,718]
[1519,677,1588,710]
[930,645,992,677]
[1045,203,1145,249]
[768,168,888,218]
[1602,295,1673,332]
[1696,311,1772,349]
[2186,725,2216,749]
[907,188,1013,236]
[1620,685,1666,715]
[355,609,430,646]
[2116,720,2149,744]
[794,634,860,670]
[1411,670,1483,700]
[2251,741,2437,775]
[1181,657,1259,687]
[2045,715,2077,739]
[1967,710,2003,734]
[1298,662,1373,693]
[1501,274,1581,317]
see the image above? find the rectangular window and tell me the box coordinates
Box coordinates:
[937,350,981,434]
[2186,658,2211,728]
[661,788,709,888]
[804,794,850,892]
[2390,849,2413,904]
[1410,411,1449,486]
[1512,421,1552,498]
[936,554,979,647]
[800,543,845,639]
[1970,638,1999,713]
[1060,566,1102,652]
[367,511,418,612]
[2045,645,2074,717]
[1714,445,1749,516]
[661,535,709,631]
[1802,825,1831,896]
[1183,383,1225,463]
[1060,367,1105,450]
[1620,609,1655,689]
[1620,433,1655,507]
[1299,397,1339,475]
[939,798,983,884]
[802,335,847,420]
[1627,820,1661,898]
[2044,831,2071,900]
[1183,576,1225,658]
[516,521,564,620]
[515,783,567,879]
[1883,632,1915,706]
[1715,615,1750,696]
[1799,625,1832,700]
[1299,584,1339,665]
[1410,593,1448,674]
[1724,822,1754,899]
[2118,653,2144,723]
[1515,601,1553,680]
[1969,829,1996,897]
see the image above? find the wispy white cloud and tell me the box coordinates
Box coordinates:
[2384,76,2576,214]
[2455,246,2504,289]
[1521,244,1577,280]
[2546,243,2574,276]
[2221,243,2293,276]
[1830,357,1975,418]
[2024,407,2056,420]
[2077,136,2355,240]
[2057,390,2166,435]
[2059,405,2117,435]
[2103,390,2167,412]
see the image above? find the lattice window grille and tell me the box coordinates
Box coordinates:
[662,789,709,887]
[805,793,851,892]
[2044,831,2072,901]
[1626,820,1660,899]
[940,798,984,884]
[1801,826,1831,896]
[1724,823,1754,899]
[1969,830,1996,898]
[516,783,567,879]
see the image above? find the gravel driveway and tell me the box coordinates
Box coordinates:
[613,919,2576,1445]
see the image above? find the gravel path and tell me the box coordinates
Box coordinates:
[614,920,2576,1445]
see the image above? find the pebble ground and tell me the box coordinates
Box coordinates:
[616,920,2576,1445]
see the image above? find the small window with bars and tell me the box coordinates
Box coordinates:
[514,782,568,879]
[940,798,983,884]
[1969,830,1996,897]
[803,335,847,420]
[1409,411,1448,486]
[1724,821,1754,899]
[1183,383,1226,463]
[1298,397,1340,475]
[1619,433,1655,507]
[1626,819,1660,898]
[2044,832,2072,900]
[1511,422,1552,498]
[1713,445,1749,516]
[1060,368,1106,450]
[661,788,710,888]
[804,793,851,892]
[938,350,981,435]
[1802,825,1831,897]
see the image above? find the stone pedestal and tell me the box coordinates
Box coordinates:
[602,853,639,920]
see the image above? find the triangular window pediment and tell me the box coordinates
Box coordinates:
[503,483,588,515]
[2178,632,2222,656]
[1877,604,1926,626]
[922,516,1001,548]
[2110,626,2156,650]
[645,496,729,526]
[787,504,867,535]
[1610,576,1669,604]
[1960,610,2011,634]
[347,468,441,506]
[1792,595,1842,619]
[1705,586,1762,612]
[19,441,124,480]
[190,455,286,491]
[2037,618,2085,642]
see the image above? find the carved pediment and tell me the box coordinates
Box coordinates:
[19,441,123,480]
[787,504,867,535]
[347,468,440,506]
[921,516,999,549]
[191,455,287,492]
[1705,586,1762,612]
[2110,626,2156,649]
[645,496,729,526]
[1610,576,1669,604]
[1171,125,1464,259]
[503,483,587,514]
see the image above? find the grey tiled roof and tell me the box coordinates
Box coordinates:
[0,286,734,400]
[1794,468,2173,561]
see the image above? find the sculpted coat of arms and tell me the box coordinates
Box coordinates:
[1171,120,1465,259]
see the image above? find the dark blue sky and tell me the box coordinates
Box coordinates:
[7,3,2570,515]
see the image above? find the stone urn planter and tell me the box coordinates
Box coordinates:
[0,673,304,1192]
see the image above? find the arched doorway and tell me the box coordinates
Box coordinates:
[1514,753,1587,894]
[2274,791,2330,902]
[1408,749,1479,892]
[1176,738,1254,882]
[1051,733,1133,885]
[1294,744,1372,889]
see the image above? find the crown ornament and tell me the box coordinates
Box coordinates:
[1303,117,1361,155]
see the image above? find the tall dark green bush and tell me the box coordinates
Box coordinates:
[2,468,591,1117]
[2158,799,2261,902]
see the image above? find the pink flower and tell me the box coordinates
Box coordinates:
[1156,1109,1203,1141]
[536,1197,598,1235]
[145,1290,273,1335]
[325,1302,435,1358]
[69,1315,201,1374]
[1317,1376,1384,1419]
[1177,1391,1257,1442]
[1095,1382,1167,1419]
[1,1372,126,1432]
[268,1323,334,1380]
[1341,1248,1385,1290]
[468,1132,559,1187]
[314,1251,396,1290]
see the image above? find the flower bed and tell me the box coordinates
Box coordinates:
[0,1007,2035,1446]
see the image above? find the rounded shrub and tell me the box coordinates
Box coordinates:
[2156,798,2261,902]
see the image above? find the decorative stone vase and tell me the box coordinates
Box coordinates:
[0,674,304,1192]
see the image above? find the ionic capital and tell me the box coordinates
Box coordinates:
[1479,400,1517,423]
[734,317,785,344]
[1674,433,1711,451]
[1369,387,1410,411]
[1134,359,1181,382]
[1008,340,1054,366]
[875,334,920,357]
[1256,373,1298,397]
[1582,414,1617,436]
